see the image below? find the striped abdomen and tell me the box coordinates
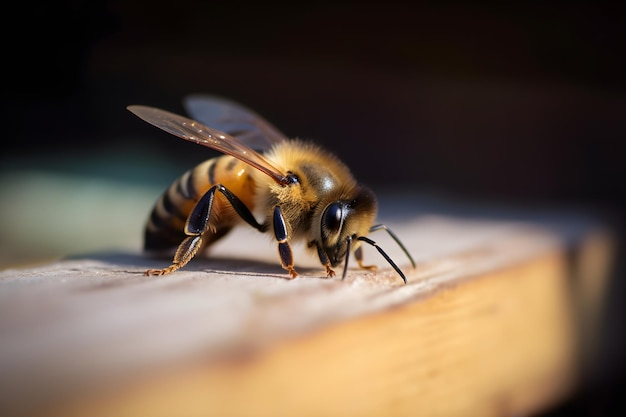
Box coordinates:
[144,155,257,251]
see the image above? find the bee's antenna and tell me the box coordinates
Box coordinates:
[357,236,407,284]
[369,224,416,268]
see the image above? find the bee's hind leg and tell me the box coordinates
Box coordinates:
[146,183,220,276]
[146,184,266,277]
[146,236,203,276]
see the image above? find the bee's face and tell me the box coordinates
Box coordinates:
[319,186,378,266]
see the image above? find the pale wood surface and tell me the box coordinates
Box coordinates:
[0,196,613,417]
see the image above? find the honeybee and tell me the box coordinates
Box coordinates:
[128,95,414,282]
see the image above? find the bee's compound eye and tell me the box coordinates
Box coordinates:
[322,202,345,237]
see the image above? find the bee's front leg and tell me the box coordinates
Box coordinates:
[354,246,377,271]
[310,241,335,277]
[273,206,298,278]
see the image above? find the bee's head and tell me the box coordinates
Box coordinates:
[317,185,414,283]
[319,185,377,267]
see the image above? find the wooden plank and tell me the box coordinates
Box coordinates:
[0,201,613,417]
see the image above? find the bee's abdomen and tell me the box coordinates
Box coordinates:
[144,156,257,251]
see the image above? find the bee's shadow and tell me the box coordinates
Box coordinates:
[65,251,320,279]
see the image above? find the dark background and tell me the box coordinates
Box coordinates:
[2,2,625,415]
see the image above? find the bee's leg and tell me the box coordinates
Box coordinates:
[146,184,264,276]
[354,246,378,271]
[145,184,221,276]
[146,236,203,276]
[210,185,265,232]
[273,206,298,278]
[310,241,335,277]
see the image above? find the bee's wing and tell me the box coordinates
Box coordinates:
[128,105,289,185]
[183,94,288,151]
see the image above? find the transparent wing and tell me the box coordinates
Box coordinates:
[128,105,289,185]
[183,94,288,151]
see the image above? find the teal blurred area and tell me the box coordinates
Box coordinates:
[0,166,164,269]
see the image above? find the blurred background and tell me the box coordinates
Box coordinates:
[1,2,624,415]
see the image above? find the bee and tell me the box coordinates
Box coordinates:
[128,95,415,282]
